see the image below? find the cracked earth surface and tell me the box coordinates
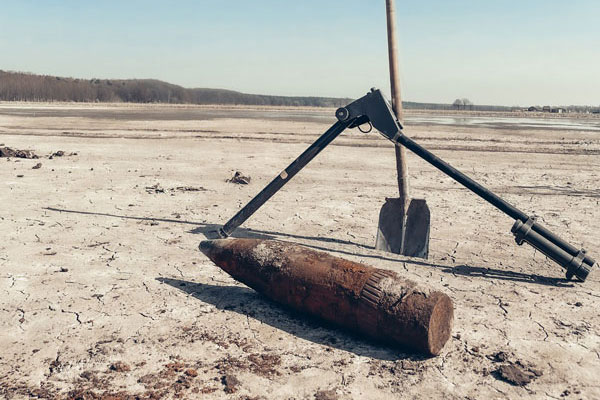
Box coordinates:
[1,104,599,399]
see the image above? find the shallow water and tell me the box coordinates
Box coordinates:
[1,105,599,131]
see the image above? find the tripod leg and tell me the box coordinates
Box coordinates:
[219,119,352,237]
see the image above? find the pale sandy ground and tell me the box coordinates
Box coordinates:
[1,104,599,399]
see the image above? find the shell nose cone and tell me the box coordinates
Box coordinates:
[199,239,230,257]
[199,240,214,256]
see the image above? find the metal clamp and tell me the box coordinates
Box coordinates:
[566,249,586,281]
[511,217,535,245]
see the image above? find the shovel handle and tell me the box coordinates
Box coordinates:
[386,0,403,120]
[385,0,409,203]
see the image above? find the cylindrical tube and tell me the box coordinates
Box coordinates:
[530,221,596,268]
[199,238,454,356]
[512,219,593,281]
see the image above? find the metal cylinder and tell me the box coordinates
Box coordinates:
[199,238,454,356]
[512,219,592,281]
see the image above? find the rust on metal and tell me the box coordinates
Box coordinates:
[199,238,453,356]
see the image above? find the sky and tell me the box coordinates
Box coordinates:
[0,0,598,106]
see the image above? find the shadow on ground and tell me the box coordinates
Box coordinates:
[157,277,428,362]
[45,207,571,287]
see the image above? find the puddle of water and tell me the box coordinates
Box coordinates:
[406,115,600,131]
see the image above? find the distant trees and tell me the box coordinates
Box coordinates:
[15,71,597,112]
[0,71,119,102]
[0,71,353,107]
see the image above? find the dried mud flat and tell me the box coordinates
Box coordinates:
[1,104,599,399]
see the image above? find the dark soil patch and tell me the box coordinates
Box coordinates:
[314,389,339,400]
[494,363,541,386]
[65,388,164,400]
[488,352,542,386]
[49,150,77,158]
[145,184,206,194]
[145,184,165,194]
[0,147,38,159]
[136,360,200,395]
[109,362,131,373]
[173,186,206,192]
[221,373,241,394]
[246,353,282,376]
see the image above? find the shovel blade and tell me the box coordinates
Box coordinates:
[375,198,430,259]
[375,198,405,254]
[403,198,430,259]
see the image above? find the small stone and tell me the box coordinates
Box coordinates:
[227,171,251,185]
[109,361,131,372]
[574,302,583,307]
[491,351,510,362]
[32,163,42,169]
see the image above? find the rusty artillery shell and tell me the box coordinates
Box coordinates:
[199,239,453,355]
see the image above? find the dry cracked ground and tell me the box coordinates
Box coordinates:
[1,104,599,399]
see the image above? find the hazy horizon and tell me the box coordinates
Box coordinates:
[1,1,598,107]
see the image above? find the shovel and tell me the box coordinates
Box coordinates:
[375,0,430,258]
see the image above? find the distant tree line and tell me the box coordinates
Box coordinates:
[3,71,594,112]
[0,71,353,107]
